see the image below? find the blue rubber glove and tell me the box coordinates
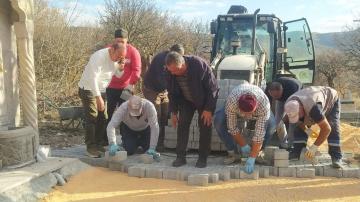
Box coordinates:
[146,148,160,161]
[241,144,251,157]
[109,143,119,156]
[245,157,256,174]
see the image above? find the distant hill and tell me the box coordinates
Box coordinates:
[312,31,350,53]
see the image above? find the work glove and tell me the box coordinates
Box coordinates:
[146,148,161,161]
[305,144,319,160]
[245,157,256,174]
[304,127,319,138]
[109,143,119,156]
[240,144,251,157]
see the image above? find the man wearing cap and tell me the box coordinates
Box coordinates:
[166,51,219,168]
[214,83,275,172]
[107,95,159,158]
[106,28,142,124]
[143,44,185,152]
[78,43,126,157]
[266,77,303,148]
[284,86,343,168]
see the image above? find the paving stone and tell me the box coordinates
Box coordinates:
[324,166,342,178]
[209,173,219,183]
[219,170,231,181]
[274,159,289,167]
[145,167,163,179]
[176,170,191,181]
[270,167,279,176]
[239,169,259,180]
[274,149,289,160]
[259,166,270,178]
[342,167,360,178]
[230,166,240,179]
[140,154,154,164]
[128,166,146,178]
[163,168,178,180]
[278,167,296,177]
[188,174,209,186]
[296,168,315,178]
[108,162,122,171]
[264,146,279,162]
[314,165,325,176]
[109,151,127,163]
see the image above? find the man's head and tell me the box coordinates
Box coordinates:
[165,51,186,76]
[128,95,143,117]
[170,44,185,55]
[114,28,128,45]
[284,100,305,123]
[268,82,283,100]
[238,94,257,115]
[109,43,127,62]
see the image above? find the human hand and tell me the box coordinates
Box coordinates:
[240,144,251,157]
[305,144,319,160]
[171,113,178,128]
[201,110,213,127]
[245,157,256,174]
[96,96,105,112]
[109,143,119,156]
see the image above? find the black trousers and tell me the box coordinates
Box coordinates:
[106,88,125,122]
[176,99,212,159]
[120,123,150,155]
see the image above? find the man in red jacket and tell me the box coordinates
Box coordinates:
[106,28,142,128]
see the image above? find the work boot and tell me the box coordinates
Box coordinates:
[224,151,241,165]
[332,158,345,169]
[172,157,187,167]
[195,157,207,168]
[96,145,106,153]
[86,147,101,158]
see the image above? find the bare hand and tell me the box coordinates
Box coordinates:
[171,113,178,128]
[201,110,212,127]
[96,96,105,112]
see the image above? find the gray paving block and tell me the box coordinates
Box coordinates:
[145,167,163,179]
[239,169,259,180]
[314,165,325,176]
[188,174,209,186]
[220,170,231,181]
[109,151,127,163]
[278,167,296,177]
[209,173,219,183]
[259,166,270,178]
[128,166,146,178]
[108,162,122,171]
[264,146,279,162]
[176,170,191,181]
[296,168,315,178]
[324,166,342,178]
[163,169,178,180]
[230,166,241,179]
[342,167,360,178]
[274,159,289,167]
[274,149,289,160]
[140,154,154,164]
[270,167,279,176]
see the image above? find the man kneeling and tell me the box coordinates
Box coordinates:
[107,95,160,159]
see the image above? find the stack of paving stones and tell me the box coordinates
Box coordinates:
[104,148,359,187]
[164,79,246,151]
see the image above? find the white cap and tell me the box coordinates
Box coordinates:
[128,95,143,116]
[284,100,300,123]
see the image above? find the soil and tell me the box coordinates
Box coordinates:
[42,167,360,202]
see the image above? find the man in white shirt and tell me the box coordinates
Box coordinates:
[78,43,126,158]
[107,95,160,159]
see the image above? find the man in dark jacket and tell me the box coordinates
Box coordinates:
[143,44,185,152]
[265,77,302,148]
[165,51,219,168]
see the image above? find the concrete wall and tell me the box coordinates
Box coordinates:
[0,0,21,128]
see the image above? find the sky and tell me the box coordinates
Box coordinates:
[49,0,360,33]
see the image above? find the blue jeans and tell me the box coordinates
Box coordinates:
[214,107,276,151]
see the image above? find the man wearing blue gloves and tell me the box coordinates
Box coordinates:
[106,95,160,159]
[214,83,275,173]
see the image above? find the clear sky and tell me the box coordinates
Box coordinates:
[49,0,360,33]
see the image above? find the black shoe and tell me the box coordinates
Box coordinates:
[289,150,301,160]
[172,157,187,167]
[195,158,207,168]
[156,144,165,153]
